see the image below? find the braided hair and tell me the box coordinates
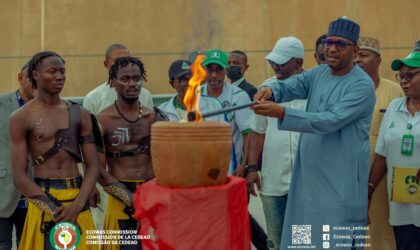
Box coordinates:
[108,56,147,85]
[27,51,65,88]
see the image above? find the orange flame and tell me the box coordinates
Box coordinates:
[183,55,206,121]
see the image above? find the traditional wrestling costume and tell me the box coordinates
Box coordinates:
[19,101,103,250]
[103,179,149,250]
[102,107,167,250]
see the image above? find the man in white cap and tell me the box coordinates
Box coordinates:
[246,36,306,250]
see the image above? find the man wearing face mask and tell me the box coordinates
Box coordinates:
[228,50,257,100]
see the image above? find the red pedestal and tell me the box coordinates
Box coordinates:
[134,176,251,250]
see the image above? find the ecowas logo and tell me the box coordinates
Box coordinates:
[49,222,81,250]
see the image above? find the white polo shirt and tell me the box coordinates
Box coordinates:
[158,95,227,122]
[201,83,252,173]
[251,98,306,196]
[83,82,154,115]
[376,97,420,226]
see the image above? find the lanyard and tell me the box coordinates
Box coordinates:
[401,123,414,156]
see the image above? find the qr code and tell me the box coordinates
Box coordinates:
[292,225,311,245]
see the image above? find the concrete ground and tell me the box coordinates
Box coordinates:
[249,192,268,250]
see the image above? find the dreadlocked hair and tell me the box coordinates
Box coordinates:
[108,56,147,85]
[27,51,65,88]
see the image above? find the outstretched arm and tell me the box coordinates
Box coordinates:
[258,72,311,103]
[260,79,375,135]
[253,72,310,120]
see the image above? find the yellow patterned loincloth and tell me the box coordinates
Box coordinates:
[103,180,145,250]
[19,185,98,250]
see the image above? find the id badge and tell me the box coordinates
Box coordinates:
[401,134,414,156]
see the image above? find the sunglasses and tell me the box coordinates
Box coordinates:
[268,59,289,68]
[395,69,420,82]
[322,39,355,50]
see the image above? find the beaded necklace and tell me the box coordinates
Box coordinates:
[114,101,143,123]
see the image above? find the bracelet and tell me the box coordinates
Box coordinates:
[368,183,376,189]
[246,164,258,173]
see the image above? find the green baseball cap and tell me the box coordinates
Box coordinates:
[202,49,228,69]
[391,52,420,71]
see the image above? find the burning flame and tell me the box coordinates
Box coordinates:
[183,55,206,121]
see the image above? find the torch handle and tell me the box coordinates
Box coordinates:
[187,101,256,121]
[202,101,256,119]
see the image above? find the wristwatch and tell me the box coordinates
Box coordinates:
[246,164,259,173]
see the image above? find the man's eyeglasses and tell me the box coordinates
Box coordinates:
[268,60,288,68]
[395,69,420,82]
[322,39,355,51]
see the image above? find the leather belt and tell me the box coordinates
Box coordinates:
[35,176,83,189]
